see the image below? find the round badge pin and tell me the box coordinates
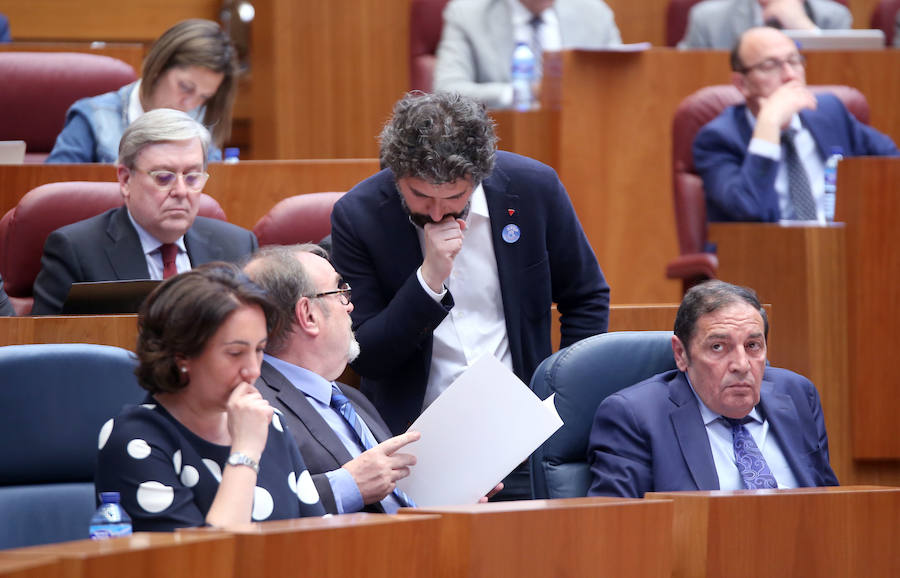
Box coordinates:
[501,224,520,244]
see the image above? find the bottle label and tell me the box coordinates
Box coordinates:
[90,523,133,540]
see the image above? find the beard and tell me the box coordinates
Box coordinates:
[399,192,471,228]
[347,332,361,364]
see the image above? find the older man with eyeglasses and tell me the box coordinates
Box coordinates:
[31,108,257,314]
[693,26,899,223]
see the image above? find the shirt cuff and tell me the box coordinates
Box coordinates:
[417,267,448,302]
[325,468,364,514]
[748,137,780,161]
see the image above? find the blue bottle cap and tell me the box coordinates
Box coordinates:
[99,491,121,503]
[829,146,844,155]
[224,147,240,159]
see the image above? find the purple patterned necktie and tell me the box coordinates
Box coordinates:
[723,416,778,490]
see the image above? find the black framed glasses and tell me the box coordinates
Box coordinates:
[310,282,352,305]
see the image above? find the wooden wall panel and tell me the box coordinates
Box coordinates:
[249,0,411,160]
[0,1,218,42]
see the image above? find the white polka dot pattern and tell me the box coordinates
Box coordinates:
[296,470,319,504]
[98,419,114,450]
[287,471,297,493]
[172,450,182,474]
[203,458,222,482]
[136,481,174,513]
[251,487,274,520]
[126,439,151,460]
[180,465,200,487]
[141,404,157,410]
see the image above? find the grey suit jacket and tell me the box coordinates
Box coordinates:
[434,0,621,108]
[256,361,394,514]
[31,206,258,315]
[678,0,852,49]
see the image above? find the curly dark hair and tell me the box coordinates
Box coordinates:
[379,91,497,184]
[135,262,279,394]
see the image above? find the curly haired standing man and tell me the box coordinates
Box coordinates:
[330,92,610,501]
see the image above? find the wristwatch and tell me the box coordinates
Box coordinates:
[226,452,259,474]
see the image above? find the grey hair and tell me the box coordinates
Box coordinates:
[118,108,212,170]
[379,91,497,185]
[243,243,328,354]
[674,280,769,359]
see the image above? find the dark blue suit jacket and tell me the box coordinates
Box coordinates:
[694,92,899,222]
[31,206,258,315]
[587,368,839,498]
[331,151,610,434]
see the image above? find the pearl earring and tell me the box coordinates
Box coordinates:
[180,366,188,373]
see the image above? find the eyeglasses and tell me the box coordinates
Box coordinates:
[739,54,805,75]
[137,169,209,191]
[310,282,352,306]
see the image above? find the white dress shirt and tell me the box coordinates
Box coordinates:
[127,211,190,280]
[416,184,513,410]
[747,111,826,222]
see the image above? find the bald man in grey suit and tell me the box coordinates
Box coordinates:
[434,0,621,108]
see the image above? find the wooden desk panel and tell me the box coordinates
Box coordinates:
[836,158,900,459]
[708,223,852,482]
[403,497,673,578]
[211,514,439,578]
[646,486,900,578]
[0,160,380,230]
[6,532,235,578]
[0,554,60,578]
[1,305,679,353]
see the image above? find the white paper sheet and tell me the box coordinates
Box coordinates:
[395,354,563,507]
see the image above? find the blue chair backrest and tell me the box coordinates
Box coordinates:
[529,331,677,499]
[0,343,144,548]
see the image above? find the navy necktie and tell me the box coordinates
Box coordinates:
[723,416,778,490]
[781,129,817,220]
[330,385,415,508]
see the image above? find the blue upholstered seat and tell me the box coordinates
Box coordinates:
[529,331,677,499]
[0,343,144,549]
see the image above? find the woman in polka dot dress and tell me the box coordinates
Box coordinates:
[96,263,325,531]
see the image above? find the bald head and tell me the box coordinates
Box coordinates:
[731,27,806,115]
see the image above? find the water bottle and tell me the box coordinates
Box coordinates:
[224,147,240,164]
[823,146,843,223]
[89,492,132,540]
[511,42,536,112]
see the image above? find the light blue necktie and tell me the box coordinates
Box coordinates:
[330,385,416,508]
[724,416,778,490]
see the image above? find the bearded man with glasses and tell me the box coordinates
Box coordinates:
[31,108,257,314]
[693,26,898,223]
